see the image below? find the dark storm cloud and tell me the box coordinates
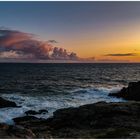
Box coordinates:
[104,53,137,56]
[0,29,78,60]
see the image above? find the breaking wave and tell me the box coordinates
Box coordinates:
[0,86,125,124]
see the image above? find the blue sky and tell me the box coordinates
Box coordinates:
[0,2,140,62]
[1,2,140,39]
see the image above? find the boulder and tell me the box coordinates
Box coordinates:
[0,97,17,108]
[109,81,140,101]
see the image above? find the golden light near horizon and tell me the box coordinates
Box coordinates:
[61,20,140,62]
[1,2,140,63]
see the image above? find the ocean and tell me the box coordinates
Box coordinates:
[0,63,140,124]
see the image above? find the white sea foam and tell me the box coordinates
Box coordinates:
[0,86,125,124]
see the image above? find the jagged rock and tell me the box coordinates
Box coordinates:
[0,97,17,108]
[109,81,140,101]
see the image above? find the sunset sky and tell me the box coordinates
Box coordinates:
[0,1,140,62]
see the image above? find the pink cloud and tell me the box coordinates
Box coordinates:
[0,28,78,60]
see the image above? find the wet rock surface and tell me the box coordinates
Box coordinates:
[1,86,140,138]
[109,81,140,101]
[43,101,140,138]
[0,97,17,108]
[3,101,139,138]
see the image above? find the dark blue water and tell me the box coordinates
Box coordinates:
[0,63,140,124]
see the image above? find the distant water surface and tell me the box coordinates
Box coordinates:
[0,63,139,124]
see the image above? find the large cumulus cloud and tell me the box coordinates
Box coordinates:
[0,28,78,60]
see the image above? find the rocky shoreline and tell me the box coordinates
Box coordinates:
[1,81,140,138]
[109,81,140,101]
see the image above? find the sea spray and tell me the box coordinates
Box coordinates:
[0,86,124,124]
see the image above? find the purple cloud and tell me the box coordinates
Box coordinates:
[0,28,78,61]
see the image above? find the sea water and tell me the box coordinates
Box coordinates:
[0,63,139,124]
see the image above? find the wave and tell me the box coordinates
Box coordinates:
[0,86,125,124]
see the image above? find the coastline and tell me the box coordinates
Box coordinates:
[0,81,140,138]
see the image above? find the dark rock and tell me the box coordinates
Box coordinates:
[13,115,47,130]
[43,101,140,138]
[46,101,140,128]
[0,123,9,130]
[13,116,44,128]
[25,110,40,115]
[39,109,48,114]
[25,109,48,115]
[0,123,11,138]
[109,81,140,101]
[7,125,36,138]
[5,101,140,138]
[0,97,17,108]
[13,116,51,138]
[0,123,36,138]
[13,116,40,124]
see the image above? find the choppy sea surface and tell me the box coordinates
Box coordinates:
[0,63,140,124]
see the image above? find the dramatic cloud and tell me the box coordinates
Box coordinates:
[104,53,137,57]
[0,28,78,61]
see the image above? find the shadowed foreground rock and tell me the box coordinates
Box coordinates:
[1,98,140,138]
[109,81,140,101]
[9,101,140,138]
[1,81,140,138]
[0,97,17,108]
[44,101,140,138]
[0,123,36,138]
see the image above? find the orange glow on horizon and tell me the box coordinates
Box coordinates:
[60,20,140,62]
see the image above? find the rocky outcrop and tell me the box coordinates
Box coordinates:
[11,101,140,138]
[1,89,140,138]
[13,116,52,138]
[13,116,41,124]
[0,123,36,138]
[43,101,140,138]
[0,97,17,108]
[109,81,140,101]
[7,125,36,138]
